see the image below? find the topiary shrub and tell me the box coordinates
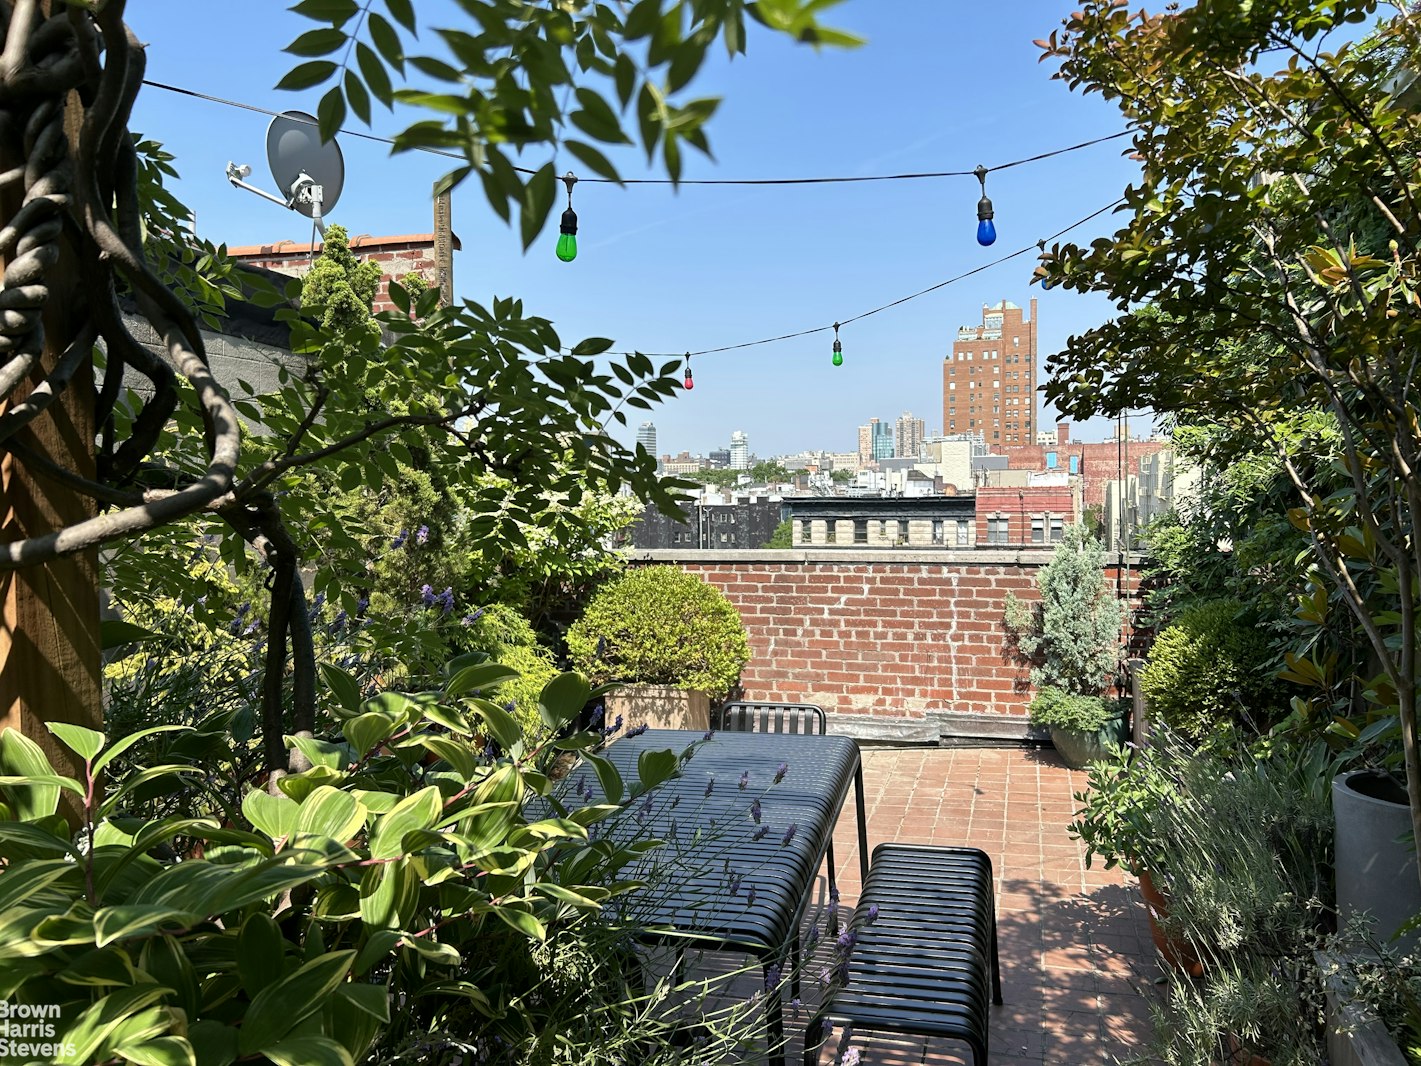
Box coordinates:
[1139,598,1283,741]
[566,566,751,703]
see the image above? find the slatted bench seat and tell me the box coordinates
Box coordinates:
[804,843,1003,1066]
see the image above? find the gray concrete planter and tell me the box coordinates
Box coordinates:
[1333,770,1421,953]
[1316,951,1409,1066]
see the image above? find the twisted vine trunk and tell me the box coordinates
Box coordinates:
[0,1,98,821]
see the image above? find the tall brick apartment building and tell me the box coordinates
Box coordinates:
[942,298,1037,446]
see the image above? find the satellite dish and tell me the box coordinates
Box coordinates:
[265,110,344,221]
[225,110,345,240]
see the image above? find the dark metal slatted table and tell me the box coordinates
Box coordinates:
[584,729,869,1062]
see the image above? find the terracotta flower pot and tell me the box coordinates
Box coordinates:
[1138,868,1204,977]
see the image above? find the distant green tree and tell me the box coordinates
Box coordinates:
[751,460,791,483]
[830,469,853,485]
[766,519,793,548]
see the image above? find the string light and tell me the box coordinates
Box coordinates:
[683,353,694,390]
[974,165,996,247]
[557,172,578,262]
[831,323,843,367]
[579,197,1123,368]
[142,79,1127,190]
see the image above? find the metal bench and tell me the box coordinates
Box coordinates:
[804,843,1003,1066]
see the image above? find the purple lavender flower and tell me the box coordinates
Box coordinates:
[866,903,880,923]
[590,705,605,727]
[829,885,841,903]
[627,723,648,737]
[311,592,326,610]
[600,714,624,738]
[840,1049,861,1066]
[738,770,749,790]
[416,524,430,545]
[750,798,762,824]
[704,775,715,797]
[835,929,857,953]
[242,619,259,636]
[806,923,821,949]
[746,883,757,906]
[420,584,435,607]
[728,871,742,896]
[437,587,455,615]
[764,964,781,990]
[356,595,369,617]
[774,761,788,783]
[392,529,408,549]
[781,823,798,846]
[703,729,716,742]
[636,793,654,822]
[752,825,769,841]
[332,610,348,631]
[462,614,478,625]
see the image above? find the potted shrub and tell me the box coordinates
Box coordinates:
[1070,740,1203,976]
[1005,524,1125,764]
[566,565,751,733]
[1028,686,1126,769]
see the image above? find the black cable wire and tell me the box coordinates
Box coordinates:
[610,197,1126,360]
[142,78,1130,185]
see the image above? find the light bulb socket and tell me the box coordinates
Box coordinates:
[832,339,842,354]
[977,194,994,222]
[560,207,578,236]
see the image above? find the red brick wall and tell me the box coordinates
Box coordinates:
[647,554,1143,731]
[229,233,446,315]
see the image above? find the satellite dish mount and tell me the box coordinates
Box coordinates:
[226,110,345,251]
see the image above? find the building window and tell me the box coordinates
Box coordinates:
[826,522,837,544]
[879,520,887,537]
[1069,455,1080,474]
[1050,515,1064,542]
[956,519,970,545]
[931,519,944,544]
[988,516,1009,544]
[853,519,867,544]
[800,518,811,543]
[1031,515,1045,544]
[898,519,909,543]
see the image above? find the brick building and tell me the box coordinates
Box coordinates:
[227,232,457,314]
[974,484,1077,547]
[991,422,1165,512]
[943,298,1038,446]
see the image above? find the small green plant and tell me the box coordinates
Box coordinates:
[1139,598,1286,741]
[1028,686,1122,733]
[457,603,560,740]
[566,566,751,703]
[1069,742,1179,877]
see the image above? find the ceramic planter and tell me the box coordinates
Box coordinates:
[604,683,710,736]
[1333,770,1421,952]
[1049,713,1127,770]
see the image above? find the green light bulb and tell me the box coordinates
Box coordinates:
[556,207,578,262]
[832,338,843,367]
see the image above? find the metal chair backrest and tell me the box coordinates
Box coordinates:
[715,701,827,736]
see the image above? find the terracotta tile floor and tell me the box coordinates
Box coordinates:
[689,745,1166,1064]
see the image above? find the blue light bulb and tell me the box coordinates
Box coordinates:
[973,165,996,247]
[977,217,996,246]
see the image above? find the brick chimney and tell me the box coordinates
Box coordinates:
[1056,421,1070,446]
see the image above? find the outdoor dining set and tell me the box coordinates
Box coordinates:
[585,703,1004,1066]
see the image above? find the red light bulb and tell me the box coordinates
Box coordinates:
[683,354,694,390]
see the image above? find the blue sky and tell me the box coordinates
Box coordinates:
[128,2,1146,457]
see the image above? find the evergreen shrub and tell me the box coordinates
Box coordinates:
[566,566,750,702]
[1139,598,1282,741]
